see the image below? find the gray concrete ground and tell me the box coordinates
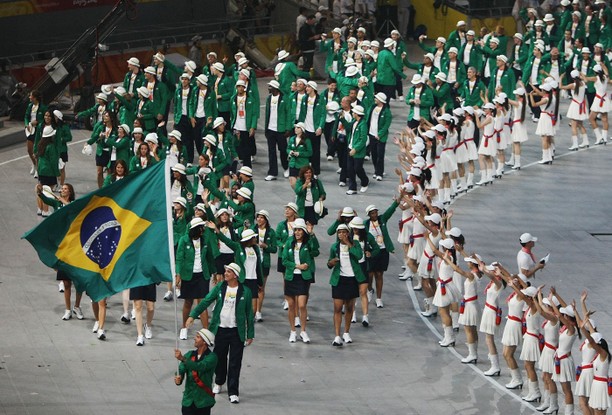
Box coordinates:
[1,58,611,415]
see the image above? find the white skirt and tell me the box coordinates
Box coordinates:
[407,237,426,261]
[576,367,594,397]
[397,221,413,244]
[416,254,437,279]
[479,305,500,336]
[590,95,610,113]
[425,165,440,190]
[439,149,457,174]
[458,300,480,326]
[496,129,509,150]
[535,112,556,136]
[552,355,575,383]
[520,334,541,363]
[538,346,556,374]
[466,139,478,160]
[567,99,589,121]
[511,121,529,143]
[455,142,469,164]
[588,379,611,410]
[432,278,461,307]
[478,134,497,156]
[501,319,523,347]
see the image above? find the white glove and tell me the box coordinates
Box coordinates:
[82,144,93,156]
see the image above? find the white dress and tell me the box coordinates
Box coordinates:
[397,209,414,244]
[552,326,577,383]
[439,131,458,174]
[510,102,529,143]
[538,320,559,374]
[519,308,541,363]
[463,120,478,161]
[576,339,598,397]
[535,96,557,136]
[501,292,525,347]
[590,76,610,113]
[478,116,497,156]
[458,275,480,326]
[432,260,461,307]
[479,280,502,336]
[424,148,440,190]
[407,217,427,261]
[493,112,507,151]
[588,354,611,410]
[417,231,441,279]
[455,125,469,164]
[566,84,589,121]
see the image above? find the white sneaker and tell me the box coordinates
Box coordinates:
[97,329,106,340]
[376,175,382,181]
[37,208,42,216]
[30,165,35,175]
[294,316,301,327]
[121,312,130,323]
[163,290,173,301]
[58,281,65,292]
[144,324,152,339]
[338,181,346,187]
[366,289,373,303]
[92,321,99,333]
[398,270,412,280]
[364,155,370,161]
[136,335,145,346]
[289,331,297,342]
[351,312,357,323]
[34,171,38,179]
[212,384,222,394]
[131,309,136,320]
[332,336,343,346]
[342,332,353,343]
[336,167,342,174]
[327,155,333,161]
[175,288,181,298]
[413,282,422,290]
[229,395,239,404]
[73,306,84,320]
[376,299,383,308]
[359,186,368,193]
[62,310,72,320]
[255,311,263,322]
[300,331,310,343]
[362,315,369,327]
[282,300,289,310]
[179,327,188,340]
[41,210,50,217]
[346,189,357,195]
[283,169,290,178]
[264,175,277,181]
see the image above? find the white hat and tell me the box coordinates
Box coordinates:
[340,207,355,217]
[361,40,371,47]
[349,217,365,229]
[296,78,308,85]
[215,208,230,218]
[345,66,359,77]
[238,57,249,66]
[52,110,63,121]
[433,123,446,133]
[457,20,466,27]
[185,61,197,72]
[439,113,452,122]
[197,328,215,347]
[196,74,208,85]
[452,107,465,117]
[520,232,538,243]
[543,13,555,22]
[144,133,158,145]
[365,49,376,58]
[435,72,448,81]
[344,57,356,67]
[195,203,207,212]
[236,187,252,200]
[207,51,218,58]
[294,121,306,131]
[424,52,435,61]
[570,69,580,78]
[391,29,400,36]
[561,0,571,4]
[514,33,524,40]
[357,27,366,33]
[559,305,575,317]
[424,213,442,225]
[285,202,299,213]
[174,196,187,208]
[411,74,424,85]
[127,57,140,66]
[326,101,340,112]
[167,130,181,141]
[306,80,318,90]
[224,262,241,276]
[374,92,387,103]
[96,93,108,101]
[435,36,446,44]
[496,55,508,62]
[383,38,396,48]
[595,42,604,49]
[513,87,526,95]
[521,286,538,298]
[256,209,271,222]
[581,47,591,54]
[365,204,378,214]
[189,217,205,229]
[489,37,500,44]
[293,218,308,231]
[348,37,357,44]
[573,10,581,17]
[409,167,422,177]
[234,52,245,59]
[172,163,186,175]
[591,333,604,344]
[313,200,324,216]
[41,185,56,200]
[594,64,603,72]
[540,83,553,91]
[466,30,475,36]
[236,80,246,87]
[535,19,545,27]
[212,62,225,72]
[137,86,150,98]
[431,200,445,210]
[358,76,369,84]
[114,86,126,96]
[240,228,257,242]
[446,227,462,237]
[351,105,365,116]
[412,195,426,205]
[213,117,226,129]
[278,50,290,60]
[371,40,380,48]
[119,124,130,134]
[402,182,415,192]
[42,126,56,137]
[332,27,342,34]
[132,127,143,135]
[153,52,165,62]
[238,166,253,176]
[448,47,458,54]
[462,106,474,115]
[203,134,217,145]
[101,84,113,95]
[422,130,436,139]
[239,68,250,78]
[336,224,350,233]
[144,66,156,75]
[439,238,455,249]
[268,79,280,89]
[483,102,495,110]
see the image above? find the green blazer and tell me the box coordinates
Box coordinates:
[488,68,516,100]
[212,75,234,113]
[442,59,467,85]
[458,41,483,73]
[327,241,366,285]
[297,94,326,131]
[122,71,145,94]
[189,87,218,122]
[226,198,256,230]
[216,231,263,285]
[459,78,486,107]
[264,93,292,133]
[276,61,310,96]
[320,39,346,74]
[275,220,293,251]
[522,54,550,85]
[328,70,360,98]
[230,93,259,130]
[55,123,72,154]
[447,29,466,52]
[363,200,399,253]
[405,86,434,122]
[251,225,277,270]
[376,49,406,86]
[402,59,439,83]
[86,123,114,156]
[564,20,585,44]
[508,42,530,70]
[114,93,136,127]
[281,235,320,281]
[294,178,326,218]
[174,85,194,122]
[129,154,158,173]
[77,103,105,121]
[24,102,47,127]
[175,233,215,281]
[432,82,455,110]
[287,135,312,168]
[190,282,254,342]
[135,99,157,132]
[178,349,217,410]
[418,42,448,68]
[36,139,60,177]
[366,105,392,142]
[107,134,131,164]
[149,80,170,117]
[357,84,375,112]
[344,117,367,158]
[477,44,503,77]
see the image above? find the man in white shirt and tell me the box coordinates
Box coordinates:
[517,233,545,279]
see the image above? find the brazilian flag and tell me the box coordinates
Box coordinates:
[23,161,174,301]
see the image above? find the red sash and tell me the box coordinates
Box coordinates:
[191,354,215,398]
[438,277,452,295]
[572,98,587,114]
[596,93,606,107]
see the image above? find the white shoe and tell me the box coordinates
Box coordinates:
[163,290,173,301]
[229,395,239,404]
[255,311,263,322]
[346,189,356,195]
[338,181,346,187]
[362,315,369,327]
[342,333,353,343]
[58,281,65,292]
[364,155,370,161]
[92,321,99,333]
[282,300,289,310]
[72,306,84,320]
[283,169,290,178]
[41,210,50,217]
[144,323,152,339]
[351,312,357,323]
[327,155,333,161]
[37,208,42,216]
[398,270,412,280]
[294,316,301,327]
[264,175,277,181]
[212,384,222,394]
[376,299,383,308]
[179,327,188,340]
[289,331,297,343]
[34,171,38,179]
[300,331,310,343]
[62,310,72,320]
[175,288,181,298]
[359,186,368,193]
[121,312,130,323]
[336,167,342,174]
[30,165,35,175]
[251,156,256,163]
[375,175,382,181]
[136,335,145,346]
[97,329,106,340]
[413,282,422,290]
[332,336,343,346]
[131,309,136,320]
[366,289,374,303]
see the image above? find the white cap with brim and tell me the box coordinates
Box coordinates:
[238,166,253,176]
[278,50,290,61]
[439,238,454,249]
[203,134,217,146]
[521,286,538,297]
[257,210,271,222]
[411,74,423,85]
[169,130,182,141]
[268,80,280,89]
[336,224,350,233]
[374,92,387,103]
[197,328,215,347]
[559,305,575,317]
[293,218,308,231]
[189,217,205,229]
[42,126,56,137]
[172,163,186,175]
[365,205,377,214]
[286,202,298,213]
[425,213,442,225]
[351,105,365,116]
[53,110,63,121]
[349,217,365,229]
[519,233,538,243]
[196,74,209,85]
[236,187,252,200]
[345,66,359,77]
[174,196,187,208]
[119,124,130,135]
[446,227,462,237]
[341,207,355,217]
[213,117,225,129]
[137,86,150,98]
[127,57,140,66]
[240,228,257,242]
[225,262,241,276]
[96,93,108,101]
[144,66,156,75]
[212,62,225,72]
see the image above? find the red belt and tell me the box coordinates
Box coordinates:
[508,315,522,323]
[485,302,497,311]
[483,133,493,147]
[545,342,558,350]
[556,352,571,360]
[399,216,413,232]
[464,138,474,142]
[454,141,465,150]
[424,250,435,271]
[464,295,478,302]
[581,363,593,370]
[427,163,435,169]
[494,128,502,143]
[438,277,452,295]
[572,98,587,114]
[543,111,557,126]
[596,93,606,107]
[443,147,454,151]
[593,376,608,382]
[525,331,539,339]
[410,233,424,247]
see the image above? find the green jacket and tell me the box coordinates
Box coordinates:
[122,70,145,95]
[174,85,194,122]
[129,154,158,173]
[55,123,72,154]
[522,54,550,85]
[230,93,259,130]
[320,39,346,74]
[343,117,367,158]
[276,61,310,96]
[418,42,448,69]
[36,138,60,177]
[294,178,326,219]
[226,198,256,230]
[189,87,218,121]
[190,281,254,342]
[114,93,136,127]
[275,220,293,250]
[432,82,455,111]
[281,235,320,281]
[297,93,326,131]
[376,49,406,86]
[77,103,105,122]
[216,231,263,285]
[458,41,483,73]
[135,99,157,132]
[364,200,399,253]
[107,134,131,164]
[547,24,564,46]
[405,86,434,122]
[251,225,277,270]
[447,29,466,52]
[564,20,585,45]
[175,233,215,281]
[508,42,530,71]
[459,78,486,107]
[366,105,392,142]
[178,349,217,410]
[24,102,47,127]
[327,241,366,285]
[264,93,292,133]
[156,61,182,95]
[558,9,573,38]
[212,75,234,113]
[442,59,467,85]
[86,123,114,156]
[489,68,516,100]
[149,80,170,117]
[328,71,360,98]
[477,44,503,77]
[287,135,312,168]
[357,84,375,112]
[402,59,439,83]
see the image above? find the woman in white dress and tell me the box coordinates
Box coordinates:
[531,83,557,164]
[492,96,509,178]
[434,123,456,204]
[561,70,590,149]
[576,292,602,415]
[462,106,478,188]
[507,87,529,170]
[415,211,443,317]
[475,103,497,185]
[586,64,609,145]
[501,272,527,390]
[452,108,469,192]
[579,320,611,415]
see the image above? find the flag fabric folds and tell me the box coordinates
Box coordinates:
[23,160,174,301]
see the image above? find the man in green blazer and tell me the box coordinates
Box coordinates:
[123,57,145,100]
[230,80,259,168]
[508,33,529,80]
[367,92,392,181]
[174,73,196,162]
[186,262,254,404]
[143,66,170,123]
[459,66,486,107]
[190,74,218,160]
[405,74,434,128]
[375,38,406,101]
[274,49,310,96]
[345,105,369,195]
[487,55,516,101]
[264,80,292,181]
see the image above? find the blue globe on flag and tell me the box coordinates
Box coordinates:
[80,206,122,269]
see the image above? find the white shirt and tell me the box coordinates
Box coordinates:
[530,58,541,85]
[219,227,234,254]
[463,43,473,66]
[195,89,207,118]
[517,248,536,275]
[304,95,316,132]
[413,87,422,120]
[295,92,305,121]
[369,220,385,248]
[244,247,257,280]
[496,69,504,89]
[193,238,203,273]
[293,243,302,274]
[368,106,382,136]
[234,95,247,131]
[219,285,238,328]
[181,87,189,116]
[339,243,354,276]
[447,61,457,83]
[268,95,279,131]
[128,73,137,93]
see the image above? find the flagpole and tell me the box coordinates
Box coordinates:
[164,160,180,357]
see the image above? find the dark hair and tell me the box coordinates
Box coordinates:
[353,227,367,242]
[292,230,310,246]
[298,165,314,181]
[63,183,76,202]
[600,338,611,362]
[519,93,527,122]
[450,234,465,246]
[37,117,55,157]
[563,315,582,339]
[188,225,203,239]
[447,247,457,264]
[328,78,337,85]
[30,89,42,102]
[113,159,129,177]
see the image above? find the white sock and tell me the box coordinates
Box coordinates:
[571,136,578,147]
[581,133,589,145]
[466,172,474,186]
[603,130,608,141]
[514,155,521,167]
[594,128,602,141]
